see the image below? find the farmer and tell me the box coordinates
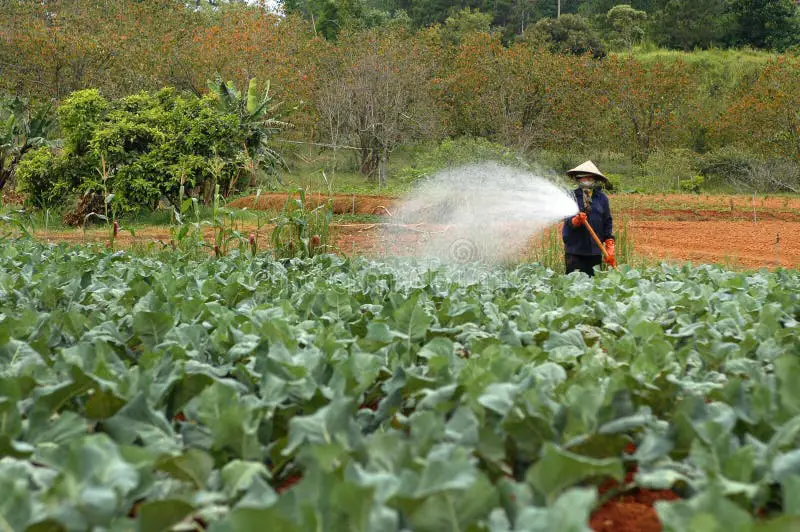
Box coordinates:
[562,161,616,276]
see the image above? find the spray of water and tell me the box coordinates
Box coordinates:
[384,161,579,265]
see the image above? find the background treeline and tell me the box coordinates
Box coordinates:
[283,0,800,52]
[1,0,799,212]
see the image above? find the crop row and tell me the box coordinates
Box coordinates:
[0,240,799,531]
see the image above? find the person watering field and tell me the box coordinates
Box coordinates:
[562,161,616,276]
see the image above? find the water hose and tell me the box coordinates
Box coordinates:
[581,218,615,268]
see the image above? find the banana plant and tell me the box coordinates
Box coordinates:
[0,96,58,192]
[207,74,289,188]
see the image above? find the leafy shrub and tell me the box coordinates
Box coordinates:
[697,146,756,188]
[90,89,243,212]
[18,84,286,215]
[603,173,624,193]
[15,147,73,209]
[698,146,800,193]
[679,175,705,193]
[642,148,700,192]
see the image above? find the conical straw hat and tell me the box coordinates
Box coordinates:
[566,161,609,185]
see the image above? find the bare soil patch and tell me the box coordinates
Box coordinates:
[629,220,797,268]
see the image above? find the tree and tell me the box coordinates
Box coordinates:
[578,0,661,15]
[652,0,734,50]
[606,4,647,51]
[441,8,493,44]
[0,0,185,99]
[599,57,696,161]
[522,14,606,58]
[436,34,604,152]
[718,57,800,162]
[0,97,57,192]
[729,0,799,50]
[281,0,366,39]
[207,75,289,191]
[315,28,440,183]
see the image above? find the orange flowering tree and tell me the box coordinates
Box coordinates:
[435,34,606,153]
[0,0,186,99]
[150,9,322,139]
[717,56,800,160]
[597,56,697,161]
[0,2,322,137]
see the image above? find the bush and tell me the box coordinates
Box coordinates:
[642,148,700,192]
[15,147,73,209]
[18,85,285,215]
[697,146,755,188]
[603,173,624,193]
[88,89,243,212]
[698,146,800,193]
[417,137,523,169]
[679,175,705,193]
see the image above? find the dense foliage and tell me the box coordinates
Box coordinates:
[0,97,57,193]
[15,84,284,213]
[0,240,799,530]
[2,0,799,194]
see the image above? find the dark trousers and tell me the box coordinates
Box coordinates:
[565,253,602,276]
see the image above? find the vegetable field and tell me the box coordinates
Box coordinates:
[1,240,800,531]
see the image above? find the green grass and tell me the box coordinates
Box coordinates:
[630,45,776,66]
[271,143,423,196]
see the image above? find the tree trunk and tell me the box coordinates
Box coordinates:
[203,179,215,206]
[378,148,388,189]
[0,168,10,192]
[359,148,380,177]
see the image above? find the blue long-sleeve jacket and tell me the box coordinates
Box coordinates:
[562,188,614,256]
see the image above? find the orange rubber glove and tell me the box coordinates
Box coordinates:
[604,239,616,267]
[571,212,588,228]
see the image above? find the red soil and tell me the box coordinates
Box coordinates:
[591,444,680,532]
[629,220,798,268]
[229,192,800,221]
[35,216,800,269]
[590,489,680,532]
[25,191,800,268]
[275,475,302,493]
